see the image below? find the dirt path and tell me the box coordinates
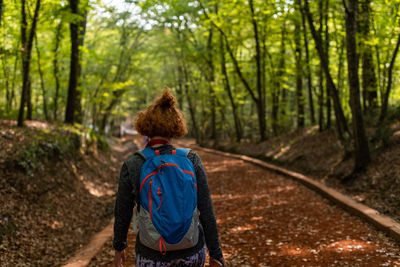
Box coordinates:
[90,145,400,266]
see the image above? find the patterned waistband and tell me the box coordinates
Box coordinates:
[135,246,206,267]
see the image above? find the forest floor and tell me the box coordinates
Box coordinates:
[0,119,136,266]
[205,124,400,225]
[2,120,399,266]
[90,137,400,266]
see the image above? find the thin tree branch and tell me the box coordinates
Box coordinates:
[197,0,259,103]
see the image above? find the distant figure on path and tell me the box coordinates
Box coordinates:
[113,88,226,267]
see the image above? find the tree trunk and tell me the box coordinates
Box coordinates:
[176,59,184,110]
[295,0,304,128]
[35,33,49,120]
[1,1,6,112]
[337,36,345,94]
[75,10,87,123]
[215,24,264,139]
[65,0,85,124]
[318,0,324,131]
[65,0,79,124]
[318,65,324,131]
[10,56,18,111]
[201,0,266,140]
[249,0,266,140]
[206,26,216,140]
[323,0,331,129]
[18,0,28,126]
[26,79,32,119]
[90,75,107,130]
[303,0,349,139]
[301,5,315,124]
[359,0,378,110]
[183,64,199,142]
[100,89,126,133]
[375,42,383,100]
[272,21,286,135]
[278,22,288,131]
[344,0,370,171]
[2,51,10,112]
[379,32,400,123]
[220,34,242,142]
[18,0,40,127]
[53,21,62,121]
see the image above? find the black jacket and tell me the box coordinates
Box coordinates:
[113,144,223,262]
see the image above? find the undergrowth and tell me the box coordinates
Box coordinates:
[7,124,109,176]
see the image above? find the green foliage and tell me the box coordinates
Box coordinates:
[87,129,109,151]
[13,129,81,175]
[1,0,400,144]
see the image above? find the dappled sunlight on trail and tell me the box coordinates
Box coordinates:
[200,150,400,266]
[325,239,376,252]
[90,144,400,266]
[70,162,115,197]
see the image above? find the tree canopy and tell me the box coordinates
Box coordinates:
[1,0,400,170]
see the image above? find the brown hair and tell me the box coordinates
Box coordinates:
[134,88,187,138]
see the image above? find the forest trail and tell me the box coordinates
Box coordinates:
[89,140,400,267]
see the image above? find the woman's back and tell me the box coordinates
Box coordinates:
[113,88,226,267]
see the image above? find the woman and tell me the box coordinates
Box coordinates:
[113,88,226,267]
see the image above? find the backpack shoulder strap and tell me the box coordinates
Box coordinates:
[175,148,191,157]
[135,147,156,160]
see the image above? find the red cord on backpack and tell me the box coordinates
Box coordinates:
[159,237,167,255]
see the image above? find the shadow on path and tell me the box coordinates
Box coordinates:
[89,139,400,266]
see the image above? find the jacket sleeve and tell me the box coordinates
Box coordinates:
[113,162,135,251]
[188,151,223,260]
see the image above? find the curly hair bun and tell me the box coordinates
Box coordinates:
[155,87,176,108]
[134,87,187,138]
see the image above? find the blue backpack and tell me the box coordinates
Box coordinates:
[134,147,200,254]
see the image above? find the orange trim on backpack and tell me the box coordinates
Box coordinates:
[157,187,163,210]
[183,170,195,178]
[159,237,167,255]
[140,164,195,193]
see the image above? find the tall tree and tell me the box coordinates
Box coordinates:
[295,0,305,128]
[302,0,349,140]
[206,26,217,140]
[99,19,141,133]
[317,0,325,131]
[219,33,242,142]
[183,62,199,141]
[65,0,86,124]
[200,0,267,140]
[359,0,378,110]
[379,31,400,123]
[300,4,315,125]
[9,57,18,112]
[53,21,62,121]
[17,0,41,126]
[249,0,266,140]
[272,20,287,135]
[323,0,332,129]
[344,0,370,171]
[34,34,49,121]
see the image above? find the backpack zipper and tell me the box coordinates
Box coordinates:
[157,187,163,210]
[140,163,194,193]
